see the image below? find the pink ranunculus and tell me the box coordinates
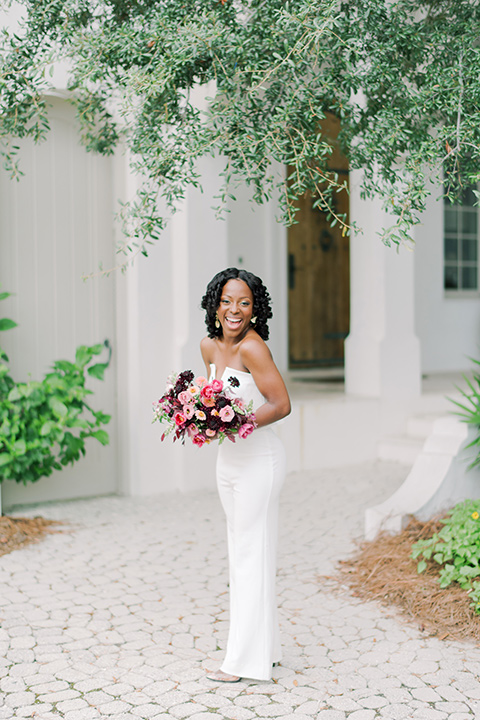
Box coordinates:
[178,390,191,405]
[238,423,255,439]
[206,429,217,437]
[195,376,207,388]
[211,379,223,393]
[187,424,200,437]
[200,384,214,400]
[193,434,206,447]
[184,404,195,419]
[219,405,235,422]
[174,412,186,426]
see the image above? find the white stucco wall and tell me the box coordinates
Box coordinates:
[0,97,118,509]
[414,188,480,373]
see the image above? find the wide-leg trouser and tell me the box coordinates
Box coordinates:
[216,428,286,681]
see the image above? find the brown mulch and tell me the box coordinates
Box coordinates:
[0,515,65,557]
[335,516,480,644]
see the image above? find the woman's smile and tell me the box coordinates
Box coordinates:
[225,316,242,328]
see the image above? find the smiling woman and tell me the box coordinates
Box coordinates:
[199,268,290,683]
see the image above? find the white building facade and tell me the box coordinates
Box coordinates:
[1,93,479,510]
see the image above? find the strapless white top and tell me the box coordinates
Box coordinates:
[209,363,266,413]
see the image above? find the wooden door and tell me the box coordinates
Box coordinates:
[288,115,350,368]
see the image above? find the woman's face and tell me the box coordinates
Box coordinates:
[217,279,254,338]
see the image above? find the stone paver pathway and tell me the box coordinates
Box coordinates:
[1,460,480,719]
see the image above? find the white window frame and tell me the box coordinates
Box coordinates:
[444,185,480,297]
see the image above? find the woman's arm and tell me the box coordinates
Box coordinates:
[240,339,291,428]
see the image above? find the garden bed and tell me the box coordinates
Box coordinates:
[0,516,64,557]
[336,517,480,644]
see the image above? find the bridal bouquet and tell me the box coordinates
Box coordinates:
[153,370,257,447]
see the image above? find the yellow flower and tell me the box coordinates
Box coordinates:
[472,512,479,520]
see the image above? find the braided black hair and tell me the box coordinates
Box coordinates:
[201,268,273,340]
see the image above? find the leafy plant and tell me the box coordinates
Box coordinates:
[411,500,480,614]
[449,358,480,469]
[0,292,111,485]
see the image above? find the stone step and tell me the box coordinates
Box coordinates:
[377,435,425,465]
[406,413,443,439]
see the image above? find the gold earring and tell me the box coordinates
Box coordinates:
[215,313,220,329]
[251,316,257,325]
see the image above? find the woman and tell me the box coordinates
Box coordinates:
[200,268,291,682]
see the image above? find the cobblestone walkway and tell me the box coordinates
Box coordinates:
[2,460,480,720]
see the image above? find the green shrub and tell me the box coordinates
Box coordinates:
[0,291,111,485]
[411,499,480,614]
[450,358,480,469]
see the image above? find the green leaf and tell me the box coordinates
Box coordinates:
[75,345,92,367]
[8,386,22,401]
[90,429,109,446]
[13,439,26,455]
[0,318,17,331]
[94,412,111,425]
[48,398,68,417]
[87,362,109,380]
[0,453,11,467]
[40,421,56,436]
[417,560,427,574]
[53,359,76,374]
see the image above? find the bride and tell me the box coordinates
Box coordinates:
[200,267,291,682]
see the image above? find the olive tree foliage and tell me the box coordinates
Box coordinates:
[0,0,479,268]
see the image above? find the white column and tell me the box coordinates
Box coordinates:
[344,170,421,399]
[115,153,229,496]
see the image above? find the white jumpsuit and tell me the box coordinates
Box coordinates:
[211,364,286,681]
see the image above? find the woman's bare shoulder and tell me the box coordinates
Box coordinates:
[239,333,272,366]
[200,336,216,362]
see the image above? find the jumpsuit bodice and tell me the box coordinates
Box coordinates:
[209,364,266,414]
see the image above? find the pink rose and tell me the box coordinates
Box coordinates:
[211,379,223,393]
[200,385,214,400]
[195,376,207,387]
[219,405,235,422]
[178,390,191,405]
[238,423,255,439]
[193,434,206,447]
[202,396,215,407]
[174,412,186,426]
